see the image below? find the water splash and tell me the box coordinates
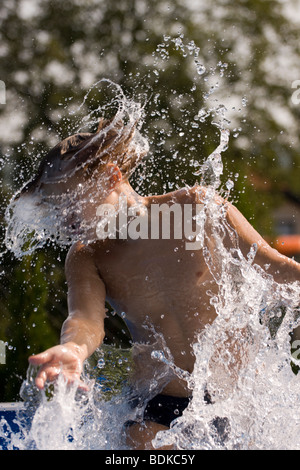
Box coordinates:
[3,118,299,450]
[0,339,177,450]
[152,185,300,450]
[1,374,130,450]
[4,79,149,258]
[194,128,229,188]
[2,35,300,450]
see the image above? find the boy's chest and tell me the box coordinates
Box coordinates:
[93,238,215,321]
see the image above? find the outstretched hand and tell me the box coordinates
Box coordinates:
[28,342,89,391]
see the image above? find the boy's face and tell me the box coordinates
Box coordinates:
[9,116,149,249]
[55,168,119,236]
[14,131,124,244]
[38,167,122,243]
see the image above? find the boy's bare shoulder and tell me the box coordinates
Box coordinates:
[65,241,96,269]
[145,185,207,206]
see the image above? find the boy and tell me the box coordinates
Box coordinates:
[20,117,300,449]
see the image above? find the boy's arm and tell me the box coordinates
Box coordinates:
[61,241,107,355]
[225,201,300,284]
[29,242,107,389]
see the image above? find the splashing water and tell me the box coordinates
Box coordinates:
[1,369,132,450]
[2,35,300,450]
[1,340,176,450]
[153,194,300,450]
[4,79,149,258]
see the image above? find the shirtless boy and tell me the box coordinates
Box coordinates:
[18,117,300,449]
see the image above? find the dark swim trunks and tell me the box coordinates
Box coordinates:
[142,391,215,426]
[126,391,230,444]
[143,394,191,427]
[126,392,210,428]
[124,393,191,429]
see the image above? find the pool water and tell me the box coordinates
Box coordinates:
[0,403,32,450]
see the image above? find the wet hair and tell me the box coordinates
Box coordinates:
[18,116,148,197]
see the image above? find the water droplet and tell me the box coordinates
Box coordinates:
[97,358,105,369]
[226,179,234,191]
[242,96,248,107]
[195,60,206,75]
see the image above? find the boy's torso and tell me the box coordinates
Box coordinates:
[89,189,220,396]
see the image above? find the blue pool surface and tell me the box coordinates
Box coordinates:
[0,402,30,450]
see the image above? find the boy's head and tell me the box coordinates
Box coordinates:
[6,116,149,254]
[18,116,149,199]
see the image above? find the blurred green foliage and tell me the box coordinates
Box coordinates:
[0,247,67,400]
[0,0,300,401]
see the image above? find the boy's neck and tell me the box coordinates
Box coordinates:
[105,180,145,209]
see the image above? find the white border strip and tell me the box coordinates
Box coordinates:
[0,402,25,411]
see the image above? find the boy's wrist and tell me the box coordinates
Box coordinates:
[61,341,89,362]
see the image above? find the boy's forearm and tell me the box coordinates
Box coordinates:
[60,315,105,360]
[257,246,300,284]
[225,202,300,284]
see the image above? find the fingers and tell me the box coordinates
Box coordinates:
[31,361,89,391]
[35,370,47,390]
[77,380,90,392]
[29,351,56,389]
[29,347,64,389]
[28,345,88,391]
[34,364,61,390]
[28,350,55,366]
[35,370,89,391]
